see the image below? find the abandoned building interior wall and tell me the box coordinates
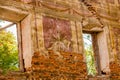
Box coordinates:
[20,14,33,68]
[97,27,110,73]
[0,0,120,79]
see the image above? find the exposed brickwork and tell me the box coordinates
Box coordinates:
[0,51,87,80]
[0,51,113,80]
[0,71,28,80]
[110,61,120,80]
[89,75,110,80]
[26,51,87,80]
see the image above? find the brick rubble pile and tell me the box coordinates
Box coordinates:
[27,51,87,80]
[110,61,120,79]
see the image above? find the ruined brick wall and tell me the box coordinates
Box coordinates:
[0,49,88,80]
[109,27,120,80]
[110,61,120,79]
[26,51,87,80]
[89,75,110,80]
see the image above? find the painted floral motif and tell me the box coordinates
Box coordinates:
[43,16,72,51]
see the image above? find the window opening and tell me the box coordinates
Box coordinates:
[0,20,19,74]
[83,33,97,76]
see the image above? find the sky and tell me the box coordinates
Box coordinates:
[83,33,92,49]
[0,20,92,49]
[0,20,17,40]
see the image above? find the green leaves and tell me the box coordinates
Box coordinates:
[0,30,18,74]
[83,34,97,76]
[85,47,97,76]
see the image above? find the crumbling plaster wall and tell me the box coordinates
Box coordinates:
[0,0,120,79]
[19,0,120,79]
[109,26,120,79]
[20,0,85,69]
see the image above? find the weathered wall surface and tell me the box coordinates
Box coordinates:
[110,61,120,79]
[109,27,120,80]
[89,76,110,80]
[43,16,72,50]
[0,51,87,80]
[28,51,87,79]
[97,27,110,73]
[0,0,120,79]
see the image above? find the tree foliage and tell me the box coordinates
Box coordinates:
[0,30,18,74]
[85,46,97,76]
[83,34,97,76]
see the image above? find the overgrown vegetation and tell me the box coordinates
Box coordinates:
[0,29,18,74]
[83,34,97,76]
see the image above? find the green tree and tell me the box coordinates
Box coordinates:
[0,30,18,74]
[85,46,97,76]
[83,34,97,76]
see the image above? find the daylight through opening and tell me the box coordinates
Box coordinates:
[83,33,97,76]
[0,20,19,74]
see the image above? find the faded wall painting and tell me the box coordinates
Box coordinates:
[43,16,72,52]
[106,0,114,4]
